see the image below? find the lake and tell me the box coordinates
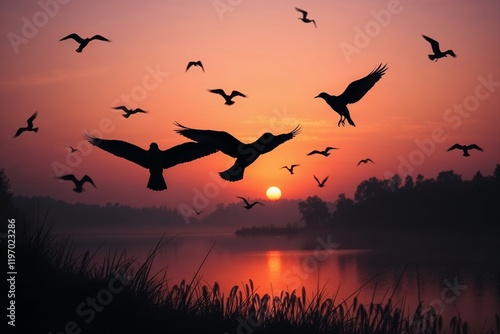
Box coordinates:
[67,231,500,332]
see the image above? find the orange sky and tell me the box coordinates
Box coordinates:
[1,0,499,212]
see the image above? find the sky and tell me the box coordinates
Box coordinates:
[1,0,499,213]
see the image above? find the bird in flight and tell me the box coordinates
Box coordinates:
[193,208,204,215]
[314,175,329,188]
[422,35,456,61]
[208,89,246,105]
[295,7,316,28]
[13,111,38,138]
[112,106,148,118]
[66,146,81,153]
[59,33,110,53]
[447,144,483,157]
[174,122,301,182]
[186,61,205,72]
[84,133,217,191]
[57,174,96,193]
[237,196,264,210]
[307,147,338,157]
[281,164,300,174]
[315,64,388,127]
[357,158,374,166]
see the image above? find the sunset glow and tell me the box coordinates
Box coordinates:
[0,1,498,212]
[266,186,282,200]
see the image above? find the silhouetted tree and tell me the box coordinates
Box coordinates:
[298,196,330,228]
[403,175,414,191]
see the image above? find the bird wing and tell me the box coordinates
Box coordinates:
[260,125,301,154]
[209,89,227,97]
[446,50,457,58]
[307,150,320,156]
[84,133,149,168]
[339,64,388,104]
[322,176,329,184]
[291,164,300,168]
[312,20,317,28]
[13,128,24,138]
[325,146,338,152]
[357,160,363,166]
[313,175,320,184]
[196,61,205,72]
[255,202,264,206]
[90,35,110,42]
[186,62,195,71]
[134,108,148,113]
[160,142,217,169]
[366,158,374,163]
[60,33,84,43]
[447,144,462,151]
[422,35,441,54]
[26,111,38,126]
[81,175,97,188]
[58,174,79,184]
[112,106,129,112]
[174,122,244,158]
[467,144,483,151]
[295,7,307,17]
[237,196,250,206]
[229,90,246,99]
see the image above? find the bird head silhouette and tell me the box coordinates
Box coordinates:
[149,142,159,150]
[315,92,331,99]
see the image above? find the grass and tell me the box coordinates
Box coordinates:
[16,213,500,334]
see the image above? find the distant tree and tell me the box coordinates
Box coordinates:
[494,164,500,181]
[298,196,330,228]
[472,171,484,183]
[403,175,414,191]
[436,170,462,185]
[332,193,355,223]
[389,174,402,191]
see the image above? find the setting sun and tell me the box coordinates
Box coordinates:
[266,186,282,200]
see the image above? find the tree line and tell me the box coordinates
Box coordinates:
[298,165,500,235]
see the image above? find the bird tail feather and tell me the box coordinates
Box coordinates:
[33,128,39,133]
[428,54,436,61]
[346,116,356,127]
[147,174,167,191]
[219,164,244,182]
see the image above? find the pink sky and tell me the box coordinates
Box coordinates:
[1,0,499,212]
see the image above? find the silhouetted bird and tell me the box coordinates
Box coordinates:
[208,89,246,105]
[186,61,205,72]
[57,174,96,193]
[84,133,217,191]
[357,158,374,166]
[422,35,456,61]
[314,175,329,188]
[315,64,388,127]
[174,122,301,182]
[307,147,338,157]
[281,164,300,174]
[66,145,80,153]
[295,7,316,28]
[112,106,148,118]
[447,144,483,157]
[59,33,110,53]
[194,208,204,215]
[13,111,38,138]
[237,196,264,210]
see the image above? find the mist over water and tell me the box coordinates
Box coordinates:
[69,231,500,332]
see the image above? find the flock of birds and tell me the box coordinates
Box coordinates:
[11,7,484,211]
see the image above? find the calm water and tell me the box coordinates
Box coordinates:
[68,232,500,331]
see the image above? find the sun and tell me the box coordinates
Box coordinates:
[266,186,282,200]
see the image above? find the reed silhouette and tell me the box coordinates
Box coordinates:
[174,122,301,181]
[315,64,388,127]
[84,133,217,191]
[13,111,38,138]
